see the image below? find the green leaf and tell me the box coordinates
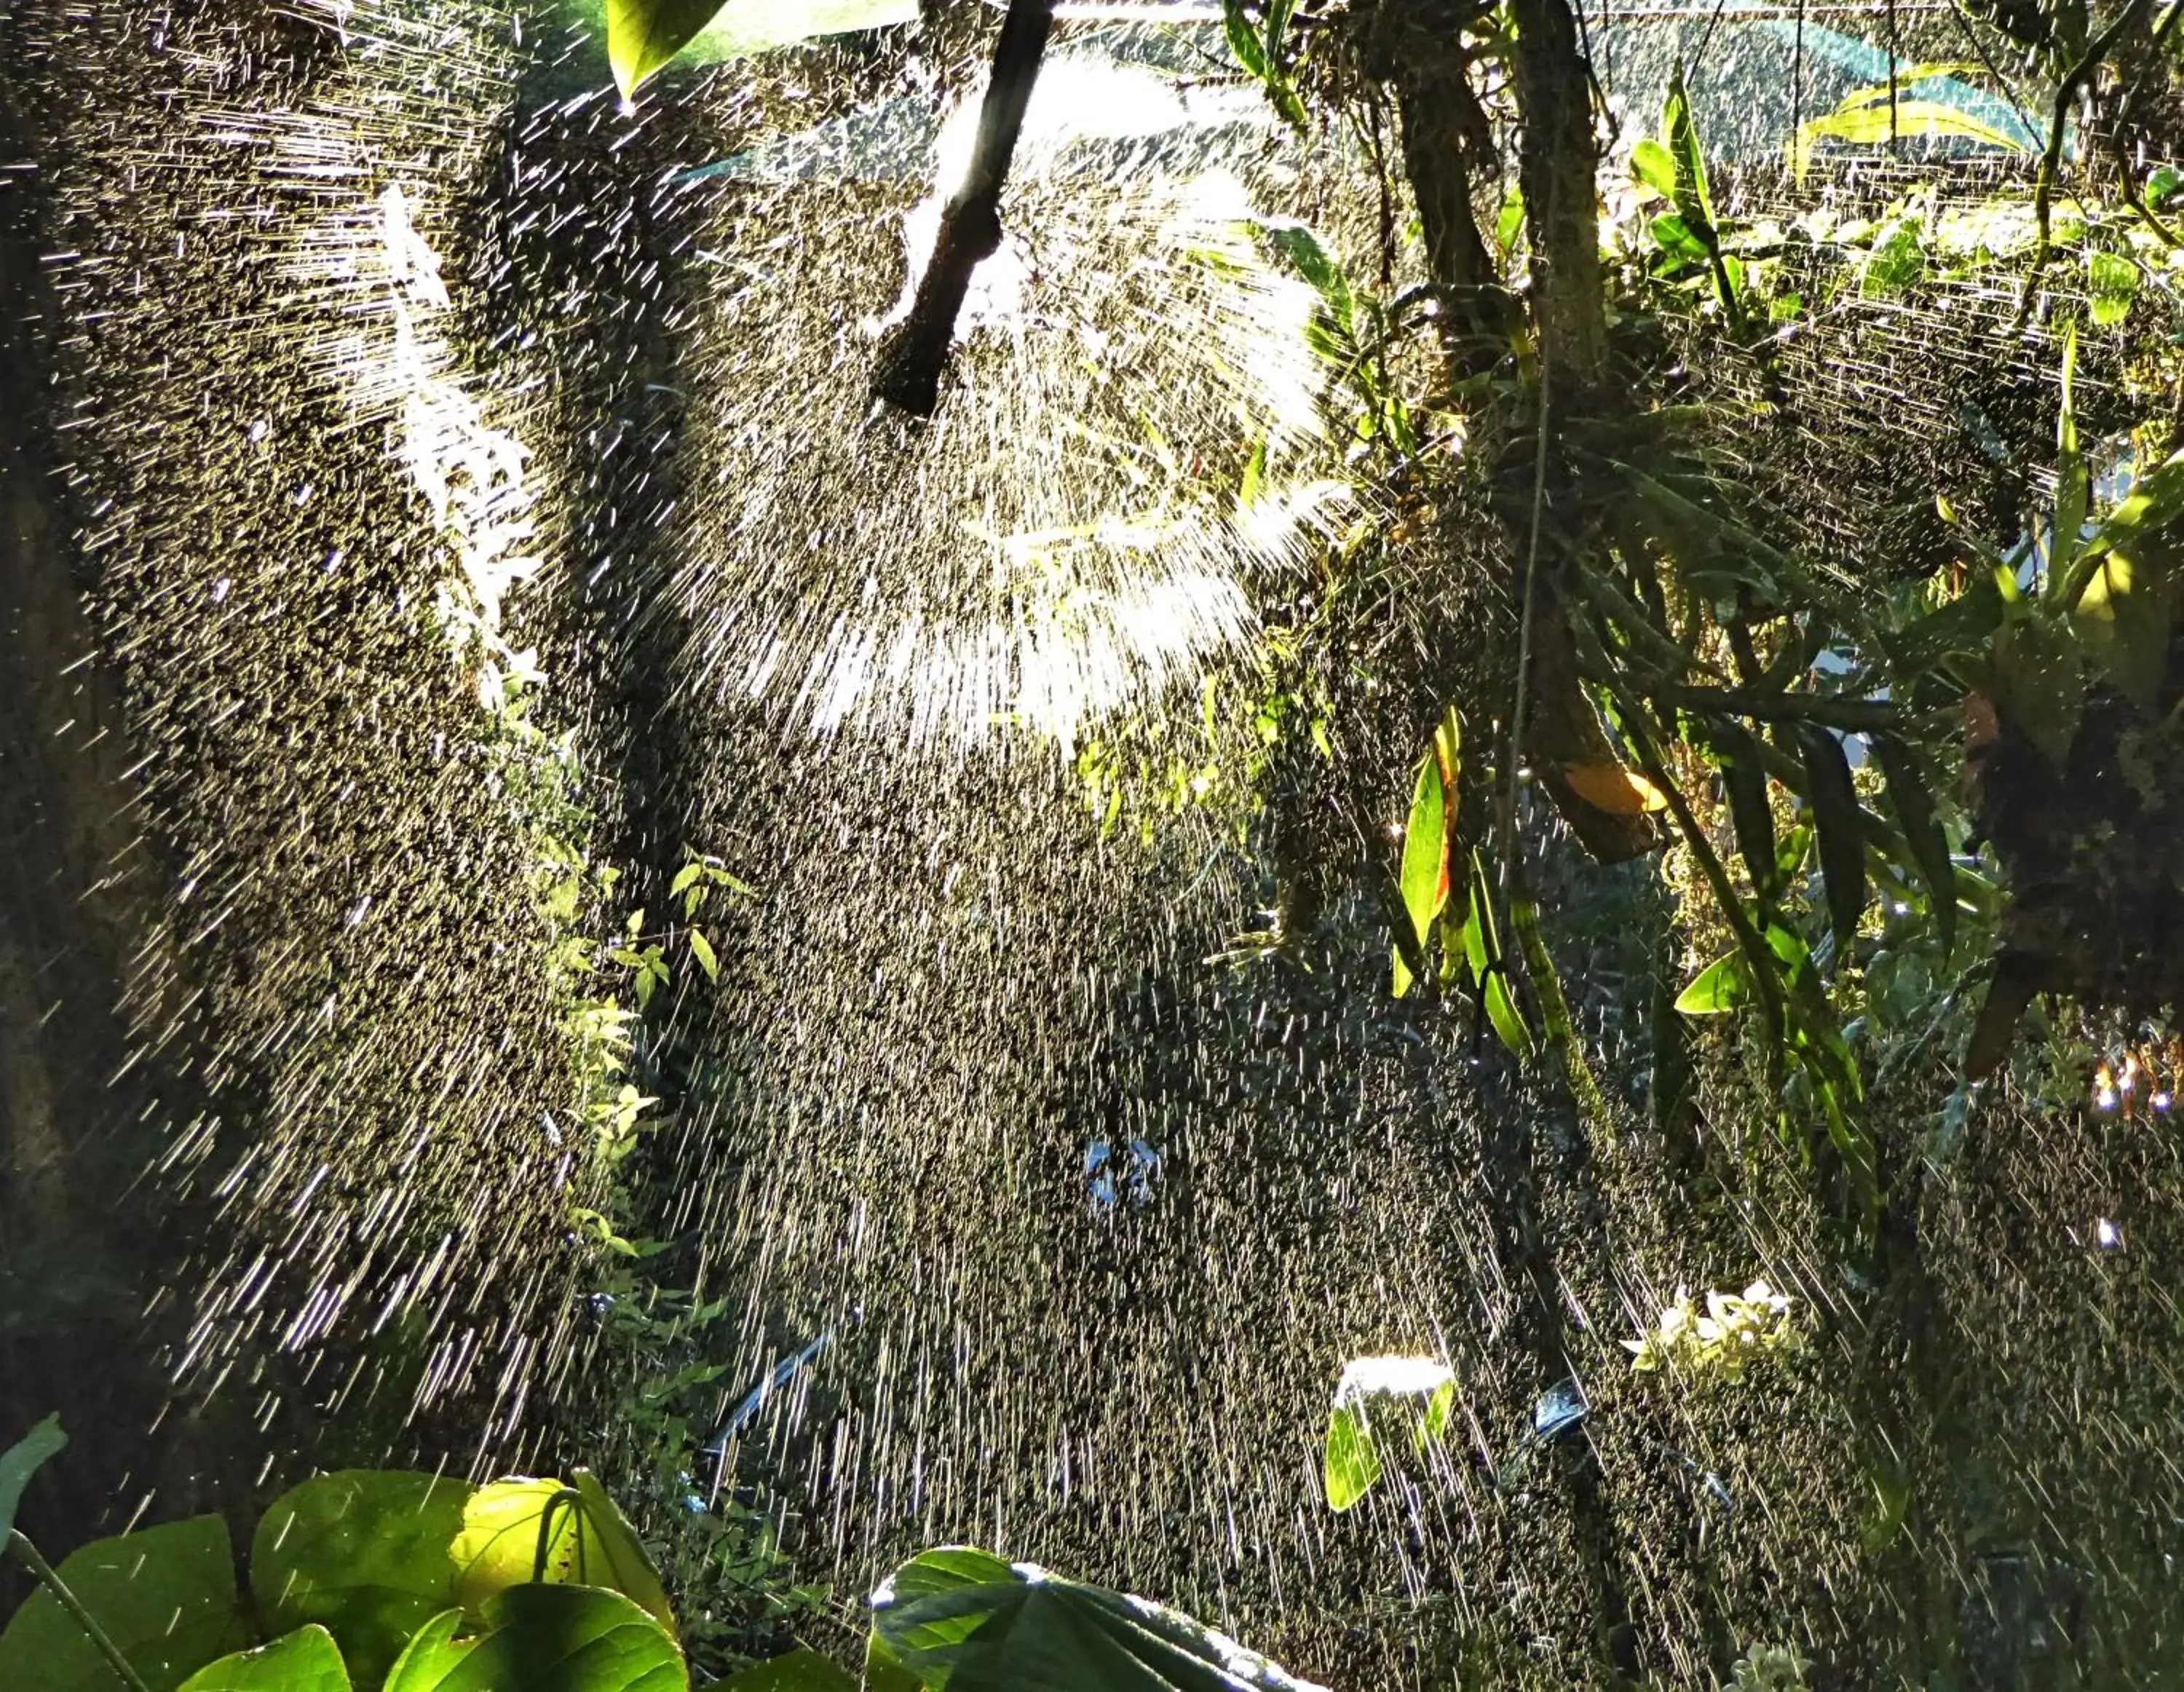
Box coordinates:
[1793,724,1869,958]
[177,1626,350,1692]
[871,1549,1321,1691]
[1791,99,2026,179]
[252,1471,473,1691]
[1418,1380,1457,1450]
[1221,0,1270,82]
[2089,250,2140,328]
[379,1612,474,1692]
[607,0,732,98]
[2071,547,2174,708]
[1859,218,1926,296]
[1662,66,1717,242]
[668,863,703,898]
[1484,970,1534,1060]
[386,1586,684,1692]
[1629,138,1677,199]
[0,1415,67,1541]
[449,1475,674,1640]
[2151,163,2184,208]
[1398,743,1448,949]
[1266,225,1354,338]
[1674,951,1749,1015]
[0,1517,250,1692]
[687,927,719,983]
[718,1648,857,1691]
[1870,734,1956,954]
[1322,1406,1380,1513]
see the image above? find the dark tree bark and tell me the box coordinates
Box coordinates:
[869,0,1054,417]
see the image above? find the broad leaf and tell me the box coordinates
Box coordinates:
[451,1476,671,1634]
[1398,743,1447,946]
[2089,250,2140,328]
[1559,761,1668,815]
[870,1549,1324,1692]
[1629,138,1676,199]
[0,1415,67,1541]
[607,0,731,98]
[178,1626,350,1692]
[2071,547,2173,708]
[386,1586,684,1692]
[719,1648,857,1691]
[1266,225,1354,338]
[1663,66,1717,243]
[1674,952,1748,1015]
[253,1470,473,1689]
[1220,0,1270,81]
[0,1516,249,1692]
[604,0,916,98]
[381,1612,475,1692]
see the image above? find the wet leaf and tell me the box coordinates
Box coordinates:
[1484,970,1534,1060]
[719,1648,857,1691]
[1674,951,1748,1015]
[2053,321,2087,585]
[253,1470,473,1688]
[2071,547,2173,708]
[1220,0,1270,81]
[1393,740,1447,999]
[178,1626,350,1692]
[1629,138,1677,199]
[687,927,719,984]
[1793,724,1868,958]
[0,1516,250,1692]
[387,1586,683,1692]
[1791,99,2026,179]
[607,0,732,100]
[379,1612,473,1692]
[1322,1406,1380,1513]
[451,1474,671,1635]
[0,1415,66,1541]
[1705,722,1779,901]
[2089,250,2140,328]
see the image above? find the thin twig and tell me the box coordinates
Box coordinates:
[2020,0,2156,321]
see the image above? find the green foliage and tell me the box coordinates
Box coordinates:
[1318,1359,1456,1514]
[0,1517,249,1692]
[868,1546,1324,1691]
[1624,1283,1799,1383]
[1219,0,1307,129]
[606,0,729,98]
[252,1471,471,1688]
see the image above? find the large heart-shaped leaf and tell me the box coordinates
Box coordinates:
[177,1625,351,1691]
[604,0,918,100]
[0,1516,250,1692]
[871,1550,1324,1692]
[387,1586,684,1692]
[451,1475,673,1636]
[252,1470,473,1690]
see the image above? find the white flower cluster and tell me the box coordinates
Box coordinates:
[1624,1281,1796,1382]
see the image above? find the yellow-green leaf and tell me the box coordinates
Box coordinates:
[687,926,719,983]
[606,0,731,100]
[1322,1406,1380,1512]
[1791,99,2025,180]
[1674,951,1748,1014]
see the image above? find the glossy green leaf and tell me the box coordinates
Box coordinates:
[1870,735,1956,954]
[0,1516,250,1692]
[2089,250,2140,328]
[1629,138,1677,199]
[1417,1380,1457,1450]
[1674,951,1749,1015]
[381,1613,475,1692]
[687,927,719,984]
[871,1549,1322,1691]
[0,1415,66,1541]
[385,1585,684,1692]
[177,1626,350,1692]
[1398,744,1448,946]
[1793,724,1868,958]
[718,1648,857,1691]
[450,1476,669,1636]
[1484,970,1534,1060]
[1322,1406,1381,1513]
[252,1470,472,1691]
[1220,0,1270,81]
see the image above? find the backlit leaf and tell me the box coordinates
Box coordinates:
[1559,761,1669,815]
[1674,951,1748,1015]
[1322,1407,1380,1514]
[1791,99,2026,180]
[386,1586,684,1692]
[178,1626,350,1692]
[607,0,731,99]
[253,1470,473,1689]
[1484,971,1534,1060]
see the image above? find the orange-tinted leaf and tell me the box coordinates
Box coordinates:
[1560,761,1670,815]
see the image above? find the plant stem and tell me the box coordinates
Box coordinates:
[6,1530,153,1692]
